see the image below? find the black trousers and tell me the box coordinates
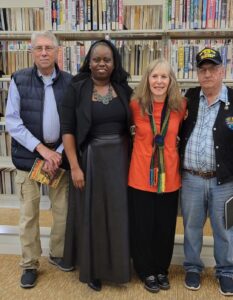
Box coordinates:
[128,187,179,280]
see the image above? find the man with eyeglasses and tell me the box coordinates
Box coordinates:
[180,47,233,296]
[5,31,73,288]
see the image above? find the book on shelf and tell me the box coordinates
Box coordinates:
[31,0,125,32]
[0,7,44,31]
[0,131,11,156]
[28,158,65,189]
[167,0,233,29]
[123,4,163,30]
[168,39,233,80]
[225,196,233,230]
[0,168,16,194]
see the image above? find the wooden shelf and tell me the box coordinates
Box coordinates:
[167,28,233,39]
[0,0,44,8]
[2,29,233,40]
[0,77,10,82]
[0,30,164,41]
[1,76,233,87]
[178,79,233,88]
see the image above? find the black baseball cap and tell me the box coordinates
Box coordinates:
[196,47,222,67]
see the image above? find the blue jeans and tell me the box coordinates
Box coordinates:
[181,171,233,278]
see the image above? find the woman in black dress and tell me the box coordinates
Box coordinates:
[60,39,132,291]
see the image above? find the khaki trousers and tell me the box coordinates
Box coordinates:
[15,169,69,269]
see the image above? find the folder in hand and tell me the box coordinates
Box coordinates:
[225,196,233,230]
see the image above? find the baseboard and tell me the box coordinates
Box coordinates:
[0,225,215,267]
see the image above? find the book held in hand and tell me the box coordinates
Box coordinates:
[225,196,233,230]
[28,158,65,189]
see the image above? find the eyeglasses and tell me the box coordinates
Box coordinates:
[197,65,221,75]
[33,46,55,53]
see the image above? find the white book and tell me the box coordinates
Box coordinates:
[44,0,52,30]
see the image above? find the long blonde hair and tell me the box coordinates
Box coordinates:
[133,58,183,114]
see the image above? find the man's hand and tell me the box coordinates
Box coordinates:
[36,143,62,172]
[42,160,57,178]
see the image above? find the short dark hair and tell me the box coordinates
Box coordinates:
[75,39,130,83]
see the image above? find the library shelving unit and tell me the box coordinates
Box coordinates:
[1,0,233,201]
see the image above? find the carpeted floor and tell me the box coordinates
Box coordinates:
[0,254,226,300]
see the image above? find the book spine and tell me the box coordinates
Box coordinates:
[79,0,84,30]
[51,0,57,30]
[71,0,77,30]
[206,0,216,29]
[179,0,183,29]
[189,0,193,29]
[178,42,184,79]
[186,0,190,29]
[202,0,207,29]
[171,0,176,29]
[167,0,172,29]
[193,0,199,29]
[111,0,116,30]
[92,0,98,30]
[102,0,107,30]
[175,0,180,29]
[118,0,123,30]
[220,0,227,29]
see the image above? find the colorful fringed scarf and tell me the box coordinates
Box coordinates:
[149,97,170,193]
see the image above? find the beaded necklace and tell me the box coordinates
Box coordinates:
[93,84,113,105]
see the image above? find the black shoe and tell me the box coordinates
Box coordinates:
[157,274,170,290]
[184,272,201,290]
[20,269,37,288]
[88,279,102,291]
[144,275,160,293]
[219,276,233,296]
[49,256,74,272]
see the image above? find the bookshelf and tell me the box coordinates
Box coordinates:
[1,0,233,199]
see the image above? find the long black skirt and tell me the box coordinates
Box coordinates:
[63,134,131,283]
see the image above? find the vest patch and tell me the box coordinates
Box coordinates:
[226,117,233,130]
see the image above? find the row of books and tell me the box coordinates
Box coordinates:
[0,131,11,157]
[0,39,162,77]
[0,2,163,32]
[46,0,124,31]
[168,39,233,79]
[58,40,163,76]
[1,38,233,78]
[0,82,8,118]
[123,5,162,30]
[167,0,233,30]
[0,168,16,194]
[0,41,32,76]
[0,8,44,31]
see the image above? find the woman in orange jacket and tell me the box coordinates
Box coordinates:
[128,58,186,293]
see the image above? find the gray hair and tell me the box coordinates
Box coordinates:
[31,31,58,47]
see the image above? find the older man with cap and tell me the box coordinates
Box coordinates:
[179,47,233,296]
